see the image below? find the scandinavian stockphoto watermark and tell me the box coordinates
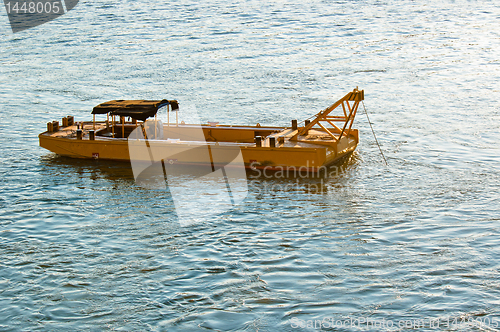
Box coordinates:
[128,104,248,227]
[290,315,499,330]
[3,0,78,32]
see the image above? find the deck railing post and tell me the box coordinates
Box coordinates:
[122,116,125,138]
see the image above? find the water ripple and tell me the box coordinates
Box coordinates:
[1,0,500,331]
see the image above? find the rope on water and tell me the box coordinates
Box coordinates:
[362,101,388,166]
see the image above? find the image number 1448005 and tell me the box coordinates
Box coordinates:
[3,0,78,32]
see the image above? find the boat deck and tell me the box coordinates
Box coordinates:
[42,122,351,148]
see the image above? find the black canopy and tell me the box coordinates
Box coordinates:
[92,99,179,121]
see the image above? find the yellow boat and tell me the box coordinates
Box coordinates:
[39,88,363,173]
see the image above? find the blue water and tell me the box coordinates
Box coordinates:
[1,1,500,331]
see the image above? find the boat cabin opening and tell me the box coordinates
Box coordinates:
[90,99,282,142]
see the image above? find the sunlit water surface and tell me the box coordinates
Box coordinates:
[1,1,500,331]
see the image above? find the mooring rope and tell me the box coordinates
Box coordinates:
[362,101,388,166]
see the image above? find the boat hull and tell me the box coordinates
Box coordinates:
[39,125,358,172]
